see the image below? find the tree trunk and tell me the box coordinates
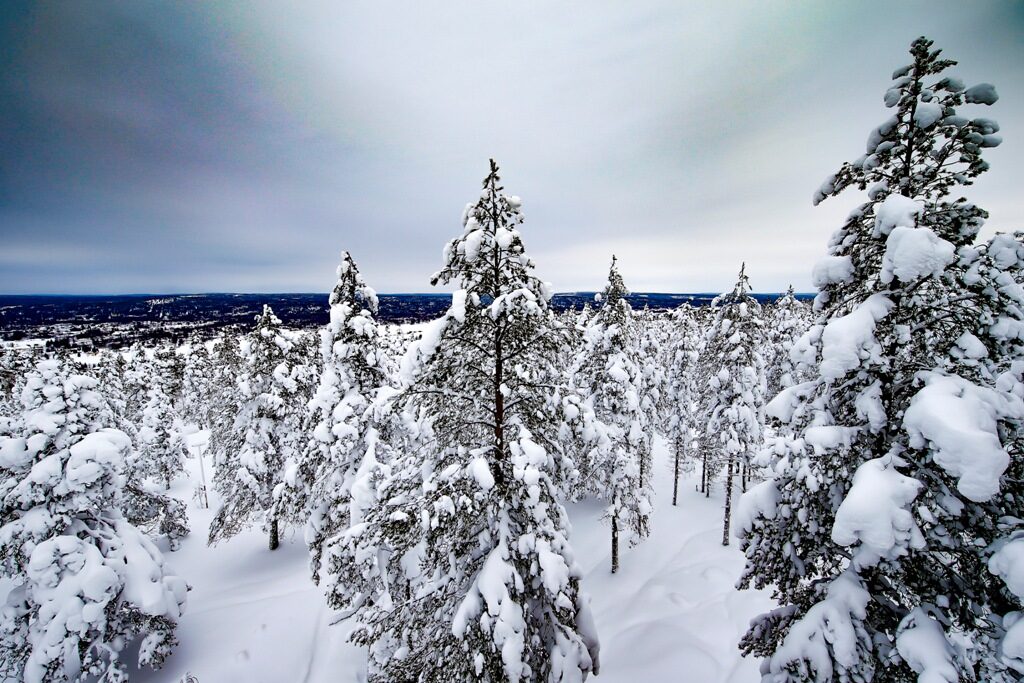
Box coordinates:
[703,451,710,498]
[269,518,279,551]
[700,451,707,494]
[639,454,646,492]
[672,443,680,506]
[611,513,619,574]
[722,456,734,546]
[491,201,506,489]
[741,460,747,493]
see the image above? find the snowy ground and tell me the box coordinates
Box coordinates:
[135,436,772,682]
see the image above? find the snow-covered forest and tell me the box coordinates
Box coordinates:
[2,36,1024,683]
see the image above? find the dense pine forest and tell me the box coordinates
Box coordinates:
[2,36,1023,683]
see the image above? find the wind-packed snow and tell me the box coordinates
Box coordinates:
[811,255,854,288]
[733,479,779,538]
[989,535,1024,600]
[831,456,924,566]
[880,225,955,284]
[765,571,870,681]
[873,193,922,237]
[903,373,1022,502]
[913,101,944,129]
[819,294,893,382]
[965,83,999,105]
[895,608,959,683]
[128,436,772,682]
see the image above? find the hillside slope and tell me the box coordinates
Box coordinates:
[137,436,772,682]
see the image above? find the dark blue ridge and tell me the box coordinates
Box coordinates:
[0,292,813,330]
[0,293,814,348]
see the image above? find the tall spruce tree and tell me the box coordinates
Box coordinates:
[701,263,765,545]
[274,251,393,584]
[662,303,701,506]
[573,257,652,572]
[92,349,189,547]
[327,160,600,682]
[209,306,302,550]
[764,286,811,400]
[136,378,184,490]
[181,338,215,429]
[207,334,242,475]
[736,37,1024,681]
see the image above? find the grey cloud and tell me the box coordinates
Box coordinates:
[1,1,1022,294]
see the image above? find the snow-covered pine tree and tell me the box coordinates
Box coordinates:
[736,37,1024,680]
[2,352,37,439]
[137,375,185,490]
[764,286,810,400]
[274,251,393,584]
[207,333,242,475]
[119,350,191,547]
[328,160,600,681]
[575,301,594,337]
[636,306,668,446]
[153,346,185,408]
[121,345,150,425]
[287,328,324,419]
[93,351,137,439]
[181,338,215,429]
[662,303,701,506]
[0,360,187,682]
[0,349,30,428]
[82,350,191,548]
[209,305,302,551]
[700,263,765,546]
[573,256,652,572]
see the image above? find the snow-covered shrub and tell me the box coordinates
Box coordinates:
[0,360,186,682]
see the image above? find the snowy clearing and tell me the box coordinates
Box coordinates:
[134,437,770,683]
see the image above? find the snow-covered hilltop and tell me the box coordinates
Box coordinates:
[1,35,1023,683]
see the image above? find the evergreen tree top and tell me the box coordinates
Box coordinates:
[255,304,282,331]
[814,35,1000,217]
[810,35,1002,314]
[775,284,802,309]
[602,255,629,303]
[588,255,635,350]
[430,159,551,309]
[713,262,758,310]
[330,251,379,316]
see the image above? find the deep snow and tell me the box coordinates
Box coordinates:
[134,435,772,682]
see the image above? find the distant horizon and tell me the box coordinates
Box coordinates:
[0,290,816,298]
[4,4,1022,295]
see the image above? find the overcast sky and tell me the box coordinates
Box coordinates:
[1,2,1022,295]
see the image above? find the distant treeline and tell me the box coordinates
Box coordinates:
[0,291,813,332]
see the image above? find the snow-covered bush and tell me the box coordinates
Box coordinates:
[0,360,186,682]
